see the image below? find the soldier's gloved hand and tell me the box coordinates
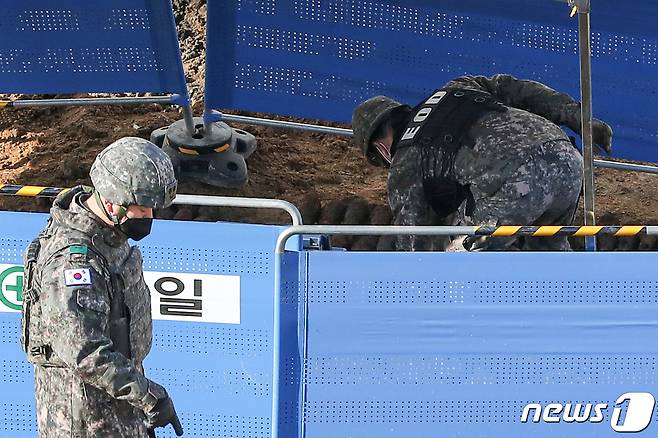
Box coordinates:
[592,118,613,155]
[143,382,184,436]
[569,114,613,155]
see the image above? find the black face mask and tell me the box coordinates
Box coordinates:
[118,218,153,241]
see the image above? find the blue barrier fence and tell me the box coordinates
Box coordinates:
[296,249,658,437]
[0,0,189,100]
[2,211,658,436]
[205,0,658,163]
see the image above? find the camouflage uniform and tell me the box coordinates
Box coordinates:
[25,186,152,437]
[386,74,601,251]
[21,138,179,437]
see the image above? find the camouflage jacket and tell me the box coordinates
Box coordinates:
[21,186,159,413]
[388,74,582,250]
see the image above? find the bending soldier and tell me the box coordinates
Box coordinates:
[352,74,613,251]
[21,137,183,437]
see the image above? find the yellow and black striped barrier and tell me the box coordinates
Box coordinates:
[0,101,10,109]
[0,184,69,198]
[474,225,648,237]
[0,185,654,236]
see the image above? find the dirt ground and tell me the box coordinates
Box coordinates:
[0,0,656,251]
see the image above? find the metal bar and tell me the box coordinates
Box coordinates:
[181,104,197,137]
[577,7,597,251]
[593,159,658,174]
[173,194,302,226]
[298,256,310,438]
[276,226,475,253]
[0,185,302,226]
[4,94,198,139]
[274,224,654,254]
[202,107,215,137]
[202,0,215,140]
[5,95,176,107]
[272,257,282,438]
[217,113,658,176]
[203,117,213,137]
[221,113,353,137]
[165,0,196,140]
[221,114,658,175]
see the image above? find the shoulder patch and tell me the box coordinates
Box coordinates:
[64,268,92,286]
[69,245,88,255]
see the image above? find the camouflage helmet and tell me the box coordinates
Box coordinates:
[90,137,177,209]
[352,95,405,156]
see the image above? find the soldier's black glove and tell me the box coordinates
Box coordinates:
[569,115,613,155]
[145,393,184,436]
[592,118,613,155]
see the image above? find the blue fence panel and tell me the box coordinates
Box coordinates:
[0,211,300,438]
[302,250,658,437]
[0,0,188,96]
[205,0,658,162]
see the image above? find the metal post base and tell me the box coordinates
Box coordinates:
[151,117,257,188]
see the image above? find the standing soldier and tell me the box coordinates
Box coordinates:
[352,74,613,251]
[21,137,183,437]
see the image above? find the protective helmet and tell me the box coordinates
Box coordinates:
[90,137,177,209]
[352,95,405,157]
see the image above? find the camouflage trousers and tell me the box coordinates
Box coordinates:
[456,139,583,251]
[34,366,148,438]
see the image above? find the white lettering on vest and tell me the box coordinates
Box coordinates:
[425,90,447,105]
[401,126,421,141]
[400,90,448,143]
[413,107,432,123]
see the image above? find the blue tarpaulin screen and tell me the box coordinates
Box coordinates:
[205,0,658,162]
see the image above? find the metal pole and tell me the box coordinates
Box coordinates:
[173,194,303,225]
[575,1,597,251]
[207,111,658,176]
[181,103,197,138]
[277,226,477,254]
[202,107,216,138]
[203,110,213,137]
[593,159,658,175]
[221,113,354,137]
[0,185,303,226]
[271,254,282,438]
[4,94,198,137]
[274,224,655,254]
[5,95,176,107]
[221,114,658,175]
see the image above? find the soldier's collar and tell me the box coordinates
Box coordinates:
[51,189,127,247]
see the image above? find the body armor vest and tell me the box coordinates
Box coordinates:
[21,191,152,367]
[393,88,507,217]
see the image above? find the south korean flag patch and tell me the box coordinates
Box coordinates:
[64,268,92,286]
